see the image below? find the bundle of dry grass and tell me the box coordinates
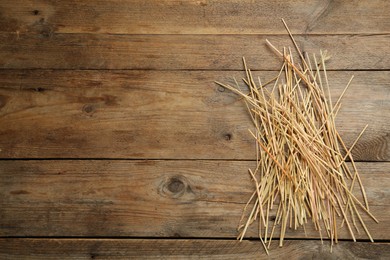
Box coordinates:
[216,19,377,254]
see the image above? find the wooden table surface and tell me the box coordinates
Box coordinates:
[0,1,389,259]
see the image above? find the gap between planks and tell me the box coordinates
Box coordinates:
[0,238,389,259]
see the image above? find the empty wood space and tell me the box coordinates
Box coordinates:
[0,1,389,259]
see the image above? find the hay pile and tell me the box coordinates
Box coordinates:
[216,20,377,254]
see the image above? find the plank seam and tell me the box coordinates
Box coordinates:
[0,158,268,161]
[1,236,389,242]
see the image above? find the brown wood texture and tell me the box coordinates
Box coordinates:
[0,0,389,34]
[0,34,389,70]
[1,0,389,258]
[0,70,388,160]
[1,160,388,239]
[1,239,389,260]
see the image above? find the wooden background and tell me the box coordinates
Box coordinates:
[0,0,389,259]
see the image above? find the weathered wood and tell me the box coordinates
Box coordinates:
[0,70,388,160]
[0,0,389,34]
[0,34,389,70]
[1,238,389,260]
[0,160,388,239]
[0,1,388,258]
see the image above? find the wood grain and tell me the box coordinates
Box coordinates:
[0,70,388,160]
[0,0,389,258]
[1,238,389,260]
[1,160,388,239]
[0,0,389,34]
[0,34,389,70]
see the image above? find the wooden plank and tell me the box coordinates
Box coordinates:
[0,70,388,160]
[1,238,389,260]
[0,34,389,70]
[0,160,388,239]
[1,0,389,34]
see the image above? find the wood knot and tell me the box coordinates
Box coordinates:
[168,178,185,193]
[83,104,95,113]
[35,87,46,92]
[217,86,225,92]
[33,10,40,15]
[224,133,232,141]
[160,175,191,199]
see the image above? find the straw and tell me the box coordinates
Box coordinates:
[215,20,377,254]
